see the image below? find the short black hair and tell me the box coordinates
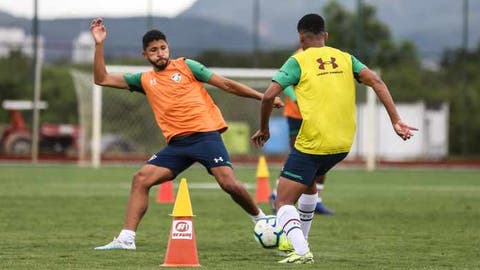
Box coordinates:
[297,14,325,34]
[142,30,167,50]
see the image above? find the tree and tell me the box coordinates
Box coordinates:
[0,52,78,127]
[440,45,480,155]
[40,67,77,124]
[0,51,33,124]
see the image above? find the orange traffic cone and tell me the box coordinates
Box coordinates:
[161,178,200,267]
[156,181,174,203]
[255,155,271,203]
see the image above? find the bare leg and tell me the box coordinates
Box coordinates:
[210,166,260,216]
[275,177,314,209]
[123,164,174,231]
[275,177,313,256]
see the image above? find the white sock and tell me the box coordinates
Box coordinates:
[272,179,279,196]
[118,229,136,244]
[251,208,266,223]
[277,205,309,255]
[316,183,324,191]
[316,184,324,203]
[298,193,318,239]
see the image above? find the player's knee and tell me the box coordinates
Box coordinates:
[132,171,152,190]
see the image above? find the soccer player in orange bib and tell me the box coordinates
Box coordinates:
[90,17,282,250]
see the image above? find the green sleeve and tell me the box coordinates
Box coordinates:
[123,73,145,93]
[185,59,213,82]
[272,57,301,89]
[351,55,367,74]
[283,86,297,101]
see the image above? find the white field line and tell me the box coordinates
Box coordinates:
[116,182,254,190]
[164,182,254,190]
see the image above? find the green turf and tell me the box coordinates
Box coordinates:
[0,165,479,269]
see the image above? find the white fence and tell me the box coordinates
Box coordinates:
[351,102,449,160]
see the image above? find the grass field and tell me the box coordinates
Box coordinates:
[0,164,479,269]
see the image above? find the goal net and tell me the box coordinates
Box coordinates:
[70,66,278,167]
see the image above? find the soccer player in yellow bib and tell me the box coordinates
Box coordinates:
[252,14,417,264]
[270,54,336,216]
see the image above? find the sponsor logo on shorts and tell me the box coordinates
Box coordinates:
[213,156,224,163]
[148,154,157,161]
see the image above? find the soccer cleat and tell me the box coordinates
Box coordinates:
[94,237,136,250]
[278,251,314,264]
[277,233,294,256]
[315,202,335,215]
[269,193,277,214]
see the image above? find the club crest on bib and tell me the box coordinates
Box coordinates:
[171,73,182,83]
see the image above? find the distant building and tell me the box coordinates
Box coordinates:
[350,102,449,160]
[0,27,44,59]
[72,31,94,64]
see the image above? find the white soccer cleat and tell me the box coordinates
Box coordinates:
[94,237,136,250]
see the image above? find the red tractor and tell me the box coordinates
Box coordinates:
[1,100,79,156]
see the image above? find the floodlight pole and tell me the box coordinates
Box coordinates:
[31,0,42,163]
[460,0,469,155]
[252,0,260,67]
[147,0,153,30]
[356,0,365,61]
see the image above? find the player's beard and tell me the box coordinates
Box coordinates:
[150,58,169,71]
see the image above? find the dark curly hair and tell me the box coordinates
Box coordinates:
[142,30,167,50]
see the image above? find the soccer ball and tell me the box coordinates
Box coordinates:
[253,215,283,248]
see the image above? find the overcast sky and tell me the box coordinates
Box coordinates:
[0,0,197,19]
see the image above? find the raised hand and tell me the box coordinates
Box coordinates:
[90,17,107,44]
[393,120,418,141]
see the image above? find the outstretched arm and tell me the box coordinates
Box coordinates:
[90,18,129,89]
[358,68,418,140]
[207,74,283,108]
[251,82,284,148]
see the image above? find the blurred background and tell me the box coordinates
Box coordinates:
[0,0,479,167]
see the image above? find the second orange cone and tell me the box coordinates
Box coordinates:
[255,155,271,203]
[156,181,174,203]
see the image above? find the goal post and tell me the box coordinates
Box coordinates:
[365,85,377,171]
[70,69,92,166]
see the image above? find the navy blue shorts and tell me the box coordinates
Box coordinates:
[287,117,302,137]
[280,148,348,185]
[147,131,231,178]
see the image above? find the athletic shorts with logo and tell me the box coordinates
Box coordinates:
[147,131,231,178]
[280,148,348,185]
